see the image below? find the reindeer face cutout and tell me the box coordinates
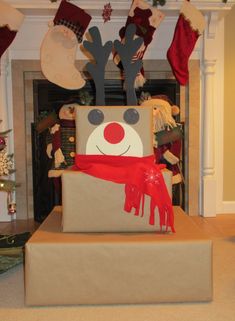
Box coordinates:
[76,106,153,157]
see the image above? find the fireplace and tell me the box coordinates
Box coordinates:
[0,0,232,221]
[10,58,200,221]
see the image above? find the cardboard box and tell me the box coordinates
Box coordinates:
[62,169,172,232]
[76,106,153,157]
[25,207,212,306]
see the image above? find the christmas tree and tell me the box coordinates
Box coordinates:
[0,121,31,274]
[0,120,17,199]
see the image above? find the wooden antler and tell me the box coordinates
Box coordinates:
[83,27,113,106]
[114,24,144,106]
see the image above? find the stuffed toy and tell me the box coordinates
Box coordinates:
[46,102,78,204]
[141,94,183,185]
[46,102,77,178]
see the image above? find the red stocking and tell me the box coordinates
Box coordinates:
[0,1,24,59]
[167,0,206,86]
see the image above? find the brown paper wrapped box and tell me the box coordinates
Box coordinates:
[76,106,153,156]
[25,207,212,306]
[63,105,172,232]
[62,169,172,232]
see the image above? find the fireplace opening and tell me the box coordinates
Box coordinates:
[32,78,181,222]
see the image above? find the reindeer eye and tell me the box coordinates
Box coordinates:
[123,108,139,125]
[88,109,104,125]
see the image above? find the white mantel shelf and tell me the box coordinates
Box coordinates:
[5,0,235,17]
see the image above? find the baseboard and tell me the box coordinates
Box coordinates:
[220,201,235,214]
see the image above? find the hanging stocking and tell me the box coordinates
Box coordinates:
[167,0,206,86]
[113,0,165,88]
[40,0,91,90]
[0,0,24,59]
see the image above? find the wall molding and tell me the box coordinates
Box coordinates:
[6,0,235,16]
[221,201,235,214]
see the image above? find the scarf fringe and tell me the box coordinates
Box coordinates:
[125,184,175,232]
[124,184,142,216]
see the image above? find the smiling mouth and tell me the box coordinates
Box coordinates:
[96,145,131,156]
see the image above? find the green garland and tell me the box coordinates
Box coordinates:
[152,0,166,6]
[49,0,228,4]
[152,0,227,6]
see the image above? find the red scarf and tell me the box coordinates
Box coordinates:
[73,154,175,232]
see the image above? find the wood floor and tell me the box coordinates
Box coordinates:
[190,214,235,238]
[1,211,235,238]
[0,219,39,235]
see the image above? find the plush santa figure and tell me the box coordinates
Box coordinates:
[46,102,77,178]
[141,94,183,185]
[0,1,24,59]
[46,102,78,203]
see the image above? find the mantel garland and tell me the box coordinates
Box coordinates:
[49,0,228,5]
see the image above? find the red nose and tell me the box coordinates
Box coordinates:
[103,122,125,144]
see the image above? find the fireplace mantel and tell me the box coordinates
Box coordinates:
[0,0,235,221]
[6,0,235,15]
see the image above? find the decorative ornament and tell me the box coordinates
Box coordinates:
[0,137,6,151]
[78,90,94,105]
[49,0,227,5]
[8,202,16,215]
[152,0,166,6]
[152,0,227,5]
[0,179,17,192]
[7,192,16,215]
[0,120,18,220]
[102,3,113,23]
[0,148,13,176]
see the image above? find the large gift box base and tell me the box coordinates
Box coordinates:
[62,169,172,232]
[25,207,212,306]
